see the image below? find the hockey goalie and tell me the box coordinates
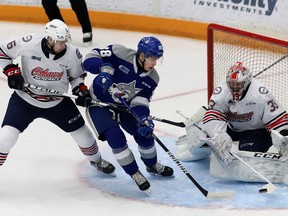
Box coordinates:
[176,61,288,184]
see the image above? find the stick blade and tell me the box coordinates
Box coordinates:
[206,191,236,199]
[259,183,277,194]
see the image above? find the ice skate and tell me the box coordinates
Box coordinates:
[83,32,93,46]
[90,157,116,176]
[131,170,150,191]
[146,162,174,177]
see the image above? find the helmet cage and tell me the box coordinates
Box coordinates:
[226,62,252,100]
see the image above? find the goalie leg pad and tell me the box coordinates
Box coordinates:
[271,130,288,161]
[210,150,288,184]
[203,133,234,168]
[176,134,211,161]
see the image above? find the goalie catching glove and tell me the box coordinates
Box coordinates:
[279,129,288,161]
[3,64,24,90]
[72,83,92,107]
[202,132,234,168]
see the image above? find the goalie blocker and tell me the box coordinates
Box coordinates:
[176,106,288,184]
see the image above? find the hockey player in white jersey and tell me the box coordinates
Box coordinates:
[176,61,288,183]
[203,61,288,165]
[0,19,115,175]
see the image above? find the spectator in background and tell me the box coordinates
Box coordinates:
[42,0,93,45]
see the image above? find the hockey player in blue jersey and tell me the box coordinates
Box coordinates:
[83,36,174,191]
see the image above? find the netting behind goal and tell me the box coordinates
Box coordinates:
[207,23,288,110]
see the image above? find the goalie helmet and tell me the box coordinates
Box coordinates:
[45,19,71,42]
[226,61,252,100]
[137,36,164,58]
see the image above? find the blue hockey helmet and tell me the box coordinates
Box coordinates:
[137,36,164,58]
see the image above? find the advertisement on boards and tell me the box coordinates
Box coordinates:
[0,0,287,27]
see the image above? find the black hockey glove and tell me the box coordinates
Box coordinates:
[3,64,24,90]
[72,83,92,107]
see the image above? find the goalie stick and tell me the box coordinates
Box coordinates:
[230,152,277,194]
[253,54,288,78]
[113,93,236,199]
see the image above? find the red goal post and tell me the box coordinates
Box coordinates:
[207,23,288,110]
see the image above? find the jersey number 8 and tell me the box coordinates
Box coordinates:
[99,48,112,57]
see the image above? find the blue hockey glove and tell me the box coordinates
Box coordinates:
[72,83,92,107]
[138,116,154,137]
[94,63,114,92]
[3,64,24,90]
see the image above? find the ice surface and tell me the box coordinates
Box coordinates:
[0,21,287,216]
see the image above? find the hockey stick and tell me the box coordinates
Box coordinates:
[23,83,203,129]
[23,83,127,111]
[229,151,277,194]
[113,93,236,199]
[253,54,288,78]
[23,83,79,99]
[151,107,208,128]
[151,116,186,128]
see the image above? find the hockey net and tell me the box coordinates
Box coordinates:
[207,23,288,110]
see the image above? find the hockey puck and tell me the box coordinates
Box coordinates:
[259,188,267,193]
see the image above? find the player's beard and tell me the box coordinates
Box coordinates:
[46,40,65,55]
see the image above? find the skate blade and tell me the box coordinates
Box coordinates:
[105,171,116,177]
[142,188,152,195]
[148,173,175,178]
[96,170,116,177]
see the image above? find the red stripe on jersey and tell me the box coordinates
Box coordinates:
[203,109,226,124]
[266,112,288,131]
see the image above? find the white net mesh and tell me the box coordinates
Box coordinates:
[208,23,288,110]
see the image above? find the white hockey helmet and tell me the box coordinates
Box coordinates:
[226,61,252,100]
[45,19,71,42]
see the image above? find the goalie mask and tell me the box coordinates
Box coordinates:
[45,19,71,43]
[226,61,252,101]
